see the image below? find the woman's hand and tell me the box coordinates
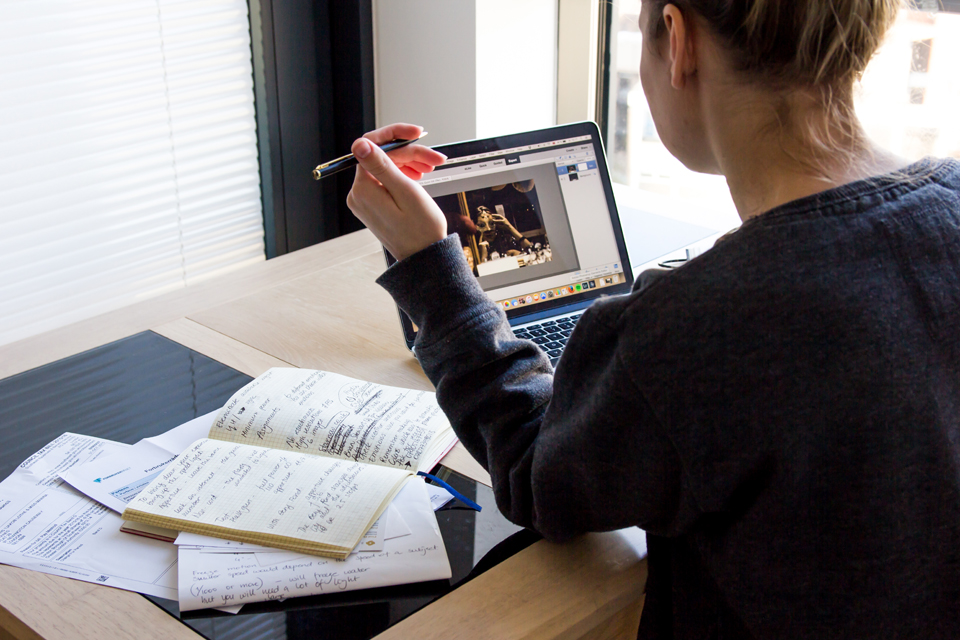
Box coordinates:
[346,123,449,261]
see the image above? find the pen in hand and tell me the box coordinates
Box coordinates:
[312,133,428,180]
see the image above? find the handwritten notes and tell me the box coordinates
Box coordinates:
[178,481,451,610]
[208,369,452,472]
[123,438,411,559]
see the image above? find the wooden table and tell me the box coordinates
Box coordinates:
[0,230,646,640]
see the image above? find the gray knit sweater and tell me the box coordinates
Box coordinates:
[377,158,960,639]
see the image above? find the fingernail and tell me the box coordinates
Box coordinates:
[355,139,372,159]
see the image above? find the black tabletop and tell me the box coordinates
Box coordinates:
[0,331,527,640]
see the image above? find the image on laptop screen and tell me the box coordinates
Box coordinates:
[388,122,634,349]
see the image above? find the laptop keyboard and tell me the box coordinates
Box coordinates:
[512,313,583,367]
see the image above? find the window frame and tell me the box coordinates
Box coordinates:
[248,0,376,258]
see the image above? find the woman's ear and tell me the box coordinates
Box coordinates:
[663,4,697,89]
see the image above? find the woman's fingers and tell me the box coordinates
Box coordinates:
[351,138,414,196]
[363,122,423,145]
[370,144,445,176]
[347,168,400,227]
[383,155,441,181]
[400,159,439,175]
[389,145,447,168]
[399,166,425,181]
[359,123,446,171]
[347,123,450,260]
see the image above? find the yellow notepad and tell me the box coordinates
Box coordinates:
[122,368,456,559]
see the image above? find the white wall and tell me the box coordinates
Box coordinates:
[475,0,557,137]
[372,0,558,145]
[556,0,599,124]
[373,1,478,145]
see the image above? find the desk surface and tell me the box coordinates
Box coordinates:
[0,229,646,640]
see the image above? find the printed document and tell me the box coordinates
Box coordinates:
[61,412,216,514]
[0,433,178,600]
[177,479,450,611]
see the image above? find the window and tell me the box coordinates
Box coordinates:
[909,38,933,105]
[858,8,960,159]
[0,0,378,347]
[602,2,960,215]
[0,0,265,347]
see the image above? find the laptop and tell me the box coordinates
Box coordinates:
[386,121,634,367]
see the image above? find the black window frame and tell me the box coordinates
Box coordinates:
[249,0,376,258]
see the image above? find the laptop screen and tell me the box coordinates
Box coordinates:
[388,122,634,348]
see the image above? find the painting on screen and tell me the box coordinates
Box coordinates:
[434,180,552,277]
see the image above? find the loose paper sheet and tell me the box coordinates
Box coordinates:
[209,369,452,472]
[426,484,455,510]
[178,480,450,611]
[61,412,216,513]
[0,434,178,600]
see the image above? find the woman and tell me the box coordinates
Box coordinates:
[347,1,960,638]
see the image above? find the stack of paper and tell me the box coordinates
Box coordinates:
[0,370,459,614]
[0,432,180,601]
[175,481,449,611]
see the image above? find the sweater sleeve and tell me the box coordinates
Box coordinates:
[377,235,695,540]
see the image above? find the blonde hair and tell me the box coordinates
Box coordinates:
[647,0,901,88]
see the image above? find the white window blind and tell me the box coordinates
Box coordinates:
[0,0,265,347]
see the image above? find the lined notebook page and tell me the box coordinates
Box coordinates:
[208,369,450,471]
[122,439,410,559]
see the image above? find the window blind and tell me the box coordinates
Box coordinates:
[0,0,265,347]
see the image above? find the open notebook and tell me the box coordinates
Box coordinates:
[122,368,456,560]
